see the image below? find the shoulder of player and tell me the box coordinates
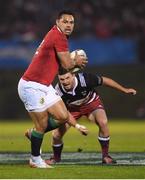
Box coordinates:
[78,72,102,85]
[48,25,67,40]
[42,26,68,48]
[77,72,95,79]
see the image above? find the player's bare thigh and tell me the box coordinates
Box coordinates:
[88,109,108,126]
[47,99,69,123]
[29,110,48,132]
[88,109,109,136]
[28,99,69,133]
[29,99,69,133]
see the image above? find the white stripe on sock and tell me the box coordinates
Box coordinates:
[98,136,110,141]
[53,143,63,147]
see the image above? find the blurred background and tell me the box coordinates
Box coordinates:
[0,0,145,119]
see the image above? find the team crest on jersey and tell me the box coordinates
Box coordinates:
[55,92,59,96]
[40,97,45,104]
[81,91,87,96]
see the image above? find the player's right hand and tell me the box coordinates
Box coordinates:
[75,124,88,136]
[75,52,88,68]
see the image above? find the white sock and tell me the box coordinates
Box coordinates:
[31,155,41,161]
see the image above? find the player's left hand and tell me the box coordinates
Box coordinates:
[75,52,88,68]
[125,88,137,95]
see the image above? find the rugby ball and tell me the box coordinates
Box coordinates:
[70,49,87,59]
[70,49,87,72]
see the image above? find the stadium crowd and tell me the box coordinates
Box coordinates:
[0,0,145,63]
[1,0,145,40]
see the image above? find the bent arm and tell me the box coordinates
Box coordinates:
[102,77,137,95]
[57,51,74,69]
[57,51,87,70]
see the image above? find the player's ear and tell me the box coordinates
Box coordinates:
[72,73,75,77]
[56,19,59,26]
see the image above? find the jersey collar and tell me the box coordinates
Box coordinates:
[56,26,62,32]
[61,77,78,95]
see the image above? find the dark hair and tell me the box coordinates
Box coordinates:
[57,10,75,19]
[58,67,74,75]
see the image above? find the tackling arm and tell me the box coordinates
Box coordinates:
[44,113,88,136]
[102,77,137,95]
[66,112,88,136]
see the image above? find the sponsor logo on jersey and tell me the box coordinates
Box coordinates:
[81,91,87,96]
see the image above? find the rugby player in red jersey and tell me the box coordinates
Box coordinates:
[18,11,88,168]
[45,68,137,165]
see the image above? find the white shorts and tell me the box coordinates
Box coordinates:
[18,78,62,112]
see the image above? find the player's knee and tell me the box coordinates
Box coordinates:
[45,116,62,132]
[52,130,63,141]
[35,122,48,133]
[99,120,108,129]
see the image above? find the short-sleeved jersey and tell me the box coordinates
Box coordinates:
[22,26,69,85]
[55,72,103,108]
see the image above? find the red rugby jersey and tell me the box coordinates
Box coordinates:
[22,26,69,85]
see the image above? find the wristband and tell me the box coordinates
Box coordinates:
[75,123,81,129]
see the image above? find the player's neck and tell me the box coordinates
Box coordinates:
[56,26,62,32]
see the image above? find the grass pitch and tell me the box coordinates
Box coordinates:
[0,164,145,179]
[0,118,145,179]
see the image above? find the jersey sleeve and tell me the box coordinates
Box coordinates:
[54,33,69,52]
[83,73,103,88]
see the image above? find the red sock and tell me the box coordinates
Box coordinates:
[53,144,63,161]
[98,136,110,158]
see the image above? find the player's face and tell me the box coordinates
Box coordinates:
[56,14,74,36]
[58,73,75,91]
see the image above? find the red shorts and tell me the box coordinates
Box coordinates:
[68,96,104,119]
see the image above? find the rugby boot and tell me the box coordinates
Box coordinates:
[102,155,117,164]
[45,156,61,165]
[29,157,53,168]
